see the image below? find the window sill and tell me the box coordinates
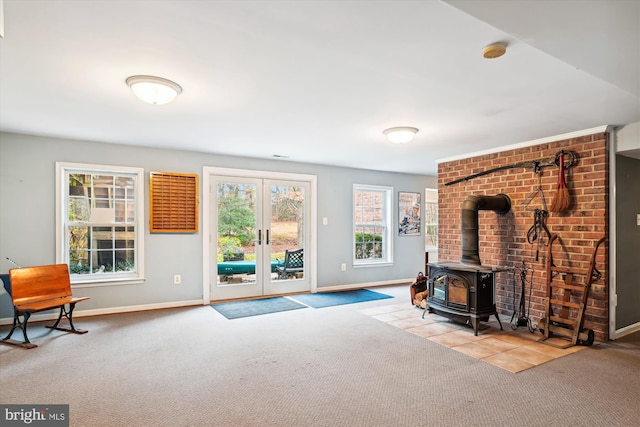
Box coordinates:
[353,262,394,268]
[71,277,146,288]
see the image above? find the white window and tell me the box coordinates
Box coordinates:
[425,188,438,261]
[56,163,144,285]
[353,184,393,266]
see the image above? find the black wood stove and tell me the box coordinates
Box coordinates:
[424,194,510,335]
[425,262,502,335]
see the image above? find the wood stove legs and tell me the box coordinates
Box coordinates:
[470,313,503,336]
[494,313,504,332]
[426,304,504,336]
[470,317,481,336]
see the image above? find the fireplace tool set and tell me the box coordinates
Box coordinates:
[510,261,536,333]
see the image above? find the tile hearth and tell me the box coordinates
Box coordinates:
[360,302,586,373]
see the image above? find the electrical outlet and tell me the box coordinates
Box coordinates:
[341,263,346,271]
[173,274,181,285]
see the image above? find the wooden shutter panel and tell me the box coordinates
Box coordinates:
[150,172,198,233]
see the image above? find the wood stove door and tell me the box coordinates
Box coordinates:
[430,271,470,312]
[432,273,446,303]
[446,273,470,311]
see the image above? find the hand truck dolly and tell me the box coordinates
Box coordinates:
[538,234,606,348]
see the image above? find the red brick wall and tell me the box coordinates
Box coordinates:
[438,132,609,340]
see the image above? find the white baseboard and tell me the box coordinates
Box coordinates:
[614,322,640,339]
[0,299,203,326]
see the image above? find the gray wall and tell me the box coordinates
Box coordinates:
[617,121,640,153]
[615,154,640,329]
[614,122,640,332]
[0,132,436,317]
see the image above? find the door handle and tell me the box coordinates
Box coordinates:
[258,229,262,245]
[266,229,270,245]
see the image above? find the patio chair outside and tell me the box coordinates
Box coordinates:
[276,248,304,279]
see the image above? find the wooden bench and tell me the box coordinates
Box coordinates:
[1,264,89,349]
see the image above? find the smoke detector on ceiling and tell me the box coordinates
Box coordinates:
[482,43,507,59]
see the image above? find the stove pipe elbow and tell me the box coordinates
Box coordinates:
[461,194,511,265]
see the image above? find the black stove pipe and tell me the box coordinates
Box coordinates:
[461,194,511,265]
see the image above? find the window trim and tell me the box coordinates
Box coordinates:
[56,162,145,287]
[352,184,393,267]
[424,188,438,252]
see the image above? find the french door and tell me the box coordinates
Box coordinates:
[204,169,314,301]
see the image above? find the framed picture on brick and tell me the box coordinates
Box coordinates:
[398,191,421,236]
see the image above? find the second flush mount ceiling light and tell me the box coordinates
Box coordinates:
[383,127,419,144]
[126,75,182,105]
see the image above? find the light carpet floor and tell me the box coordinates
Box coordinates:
[1,284,638,427]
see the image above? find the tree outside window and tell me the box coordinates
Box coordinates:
[57,163,144,284]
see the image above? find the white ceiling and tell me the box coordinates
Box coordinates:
[0,0,638,175]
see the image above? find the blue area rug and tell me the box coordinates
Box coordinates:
[290,289,393,308]
[211,297,307,319]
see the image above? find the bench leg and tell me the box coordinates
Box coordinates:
[0,309,38,349]
[46,303,88,335]
[2,308,22,341]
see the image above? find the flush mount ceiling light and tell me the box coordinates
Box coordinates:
[482,43,507,59]
[383,127,419,144]
[126,75,182,105]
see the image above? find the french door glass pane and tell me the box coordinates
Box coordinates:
[216,182,257,285]
[271,184,305,281]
